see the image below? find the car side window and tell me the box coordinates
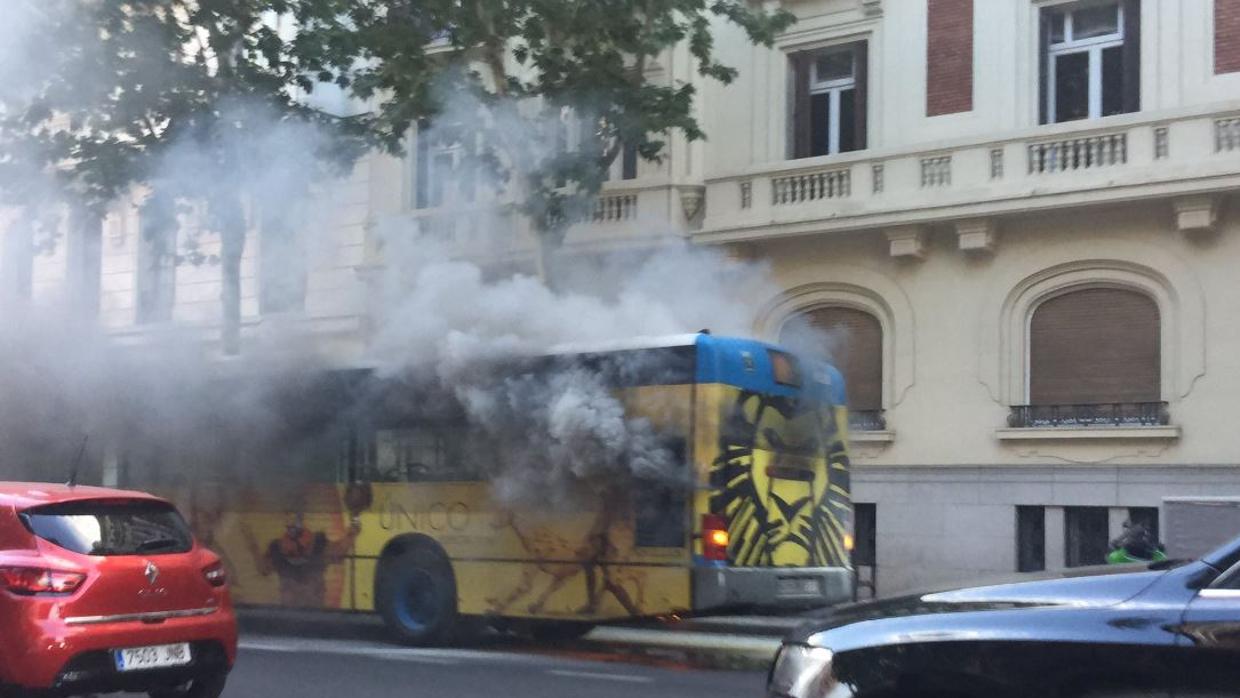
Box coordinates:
[1210,560,1240,590]
[1218,570,1240,590]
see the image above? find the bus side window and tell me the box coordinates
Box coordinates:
[368,425,482,483]
[633,437,688,548]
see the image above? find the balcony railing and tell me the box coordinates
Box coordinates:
[593,193,638,222]
[849,409,888,432]
[1027,132,1127,174]
[699,104,1240,243]
[772,167,851,205]
[1217,116,1240,153]
[1007,402,1170,429]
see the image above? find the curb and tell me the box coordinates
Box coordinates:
[236,607,785,670]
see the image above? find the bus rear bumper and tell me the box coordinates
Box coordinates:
[692,566,854,611]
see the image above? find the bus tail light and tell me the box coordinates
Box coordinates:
[701,514,730,562]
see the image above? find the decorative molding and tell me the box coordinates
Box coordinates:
[979,247,1208,407]
[861,0,883,17]
[851,430,896,443]
[886,226,927,259]
[956,218,997,254]
[996,426,1181,441]
[678,185,706,221]
[757,273,917,408]
[1173,195,1220,234]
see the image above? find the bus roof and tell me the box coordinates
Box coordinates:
[694,334,846,405]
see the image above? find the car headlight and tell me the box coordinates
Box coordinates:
[768,644,845,698]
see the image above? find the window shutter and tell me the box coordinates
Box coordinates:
[854,41,869,151]
[1028,287,1160,405]
[791,51,813,159]
[1038,8,1050,125]
[785,307,883,411]
[1122,0,1141,114]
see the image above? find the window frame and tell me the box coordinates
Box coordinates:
[135,225,177,324]
[809,51,858,156]
[789,41,869,159]
[411,120,477,211]
[1046,2,1124,122]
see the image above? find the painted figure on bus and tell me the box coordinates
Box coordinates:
[486,496,646,617]
[710,389,851,567]
[245,511,361,607]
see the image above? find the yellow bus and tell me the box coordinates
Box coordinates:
[171,333,854,644]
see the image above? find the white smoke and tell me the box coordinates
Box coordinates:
[0,18,786,506]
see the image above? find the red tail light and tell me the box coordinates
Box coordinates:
[203,561,227,587]
[701,514,730,562]
[0,566,86,595]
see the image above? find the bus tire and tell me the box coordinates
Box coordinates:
[528,621,595,644]
[376,546,457,646]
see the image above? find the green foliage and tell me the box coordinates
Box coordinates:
[312,0,796,239]
[0,0,794,337]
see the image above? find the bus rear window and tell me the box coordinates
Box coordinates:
[20,500,193,556]
[768,350,801,387]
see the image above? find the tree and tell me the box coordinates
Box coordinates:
[1,0,793,344]
[315,0,795,282]
[0,0,368,352]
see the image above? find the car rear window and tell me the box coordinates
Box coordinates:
[20,499,193,556]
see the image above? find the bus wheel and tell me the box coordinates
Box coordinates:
[528,621,595,644]
[376,547,457,646]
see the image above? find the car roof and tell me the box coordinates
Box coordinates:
[0,482,165,510]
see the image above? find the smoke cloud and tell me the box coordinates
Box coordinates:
[0,12,785,509]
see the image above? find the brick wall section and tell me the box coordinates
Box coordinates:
[926,0,974,116]
[1218,0,1240,74]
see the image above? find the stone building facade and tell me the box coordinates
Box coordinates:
[5,0,1240,595]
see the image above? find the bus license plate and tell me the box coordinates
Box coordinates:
[114,643,191,672]
[777,577,821,597]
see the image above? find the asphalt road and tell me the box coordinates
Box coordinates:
[222,634,767,698]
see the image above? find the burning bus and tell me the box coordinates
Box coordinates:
[158,333,854,644]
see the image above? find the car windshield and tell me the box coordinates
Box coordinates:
[20,500,193,556]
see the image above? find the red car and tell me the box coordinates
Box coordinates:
[0,483,236,697]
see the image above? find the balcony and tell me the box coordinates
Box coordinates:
[1006,402,1170,429]
[697,103,1240,244]
[996,402,1179,442]
[848,409,888,432]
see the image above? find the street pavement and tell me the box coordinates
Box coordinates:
[224,634,768,698]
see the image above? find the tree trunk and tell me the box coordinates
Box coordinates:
[534,231,558,290]
[67,206,103,319]
[213,196,247,355]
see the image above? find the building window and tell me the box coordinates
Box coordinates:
[1065,505,1110,567]
[135,211,176,324]
[412,119,476,210]
[621,141,638,180]
[1040,1,1140,124]
[258,215,306,315]
[790,42,868,158]
[852,502,877,567]
[67,210,103,316]
[603,141,640,182]
[1016,505,1047,572]
[780,306,884,429]
[3,221,35,302]
[1014,287,1162,427]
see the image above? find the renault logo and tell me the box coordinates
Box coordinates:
[144,561,160,586]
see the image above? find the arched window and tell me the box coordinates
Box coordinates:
[781,306,883,412]
[1028,287,1160,405]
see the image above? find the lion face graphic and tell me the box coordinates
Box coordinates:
[709,390,851,567]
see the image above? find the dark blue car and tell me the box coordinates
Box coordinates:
[768,534,1240,697]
